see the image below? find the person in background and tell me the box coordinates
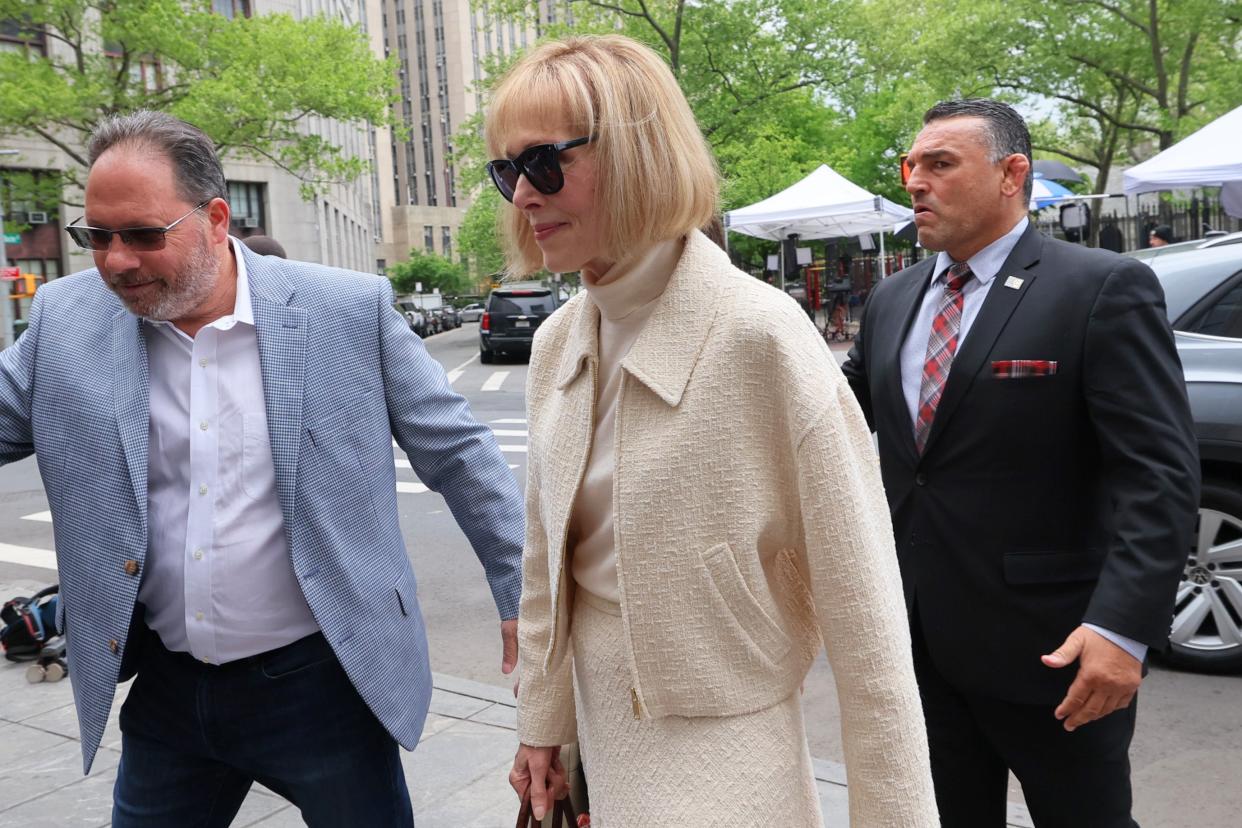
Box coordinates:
[241,234,287,258]
[489,34,937,826]
[842,98,1198,827]
[0,110,524,826]
[1149,224,1174,247]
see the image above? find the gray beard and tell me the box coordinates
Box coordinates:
[114,232,220,322]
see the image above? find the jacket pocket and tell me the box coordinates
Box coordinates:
[393,567,419,618]
[700,542,791,662]
[1003,549,1104,584]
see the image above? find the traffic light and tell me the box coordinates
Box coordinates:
[8,272,40,299]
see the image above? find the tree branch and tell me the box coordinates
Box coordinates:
[29,126,89,168]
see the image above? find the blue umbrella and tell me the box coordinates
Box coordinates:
[1030,172,1074,210]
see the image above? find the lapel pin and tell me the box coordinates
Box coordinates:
[1003,275,1024,290]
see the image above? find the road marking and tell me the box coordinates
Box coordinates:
[491,418,527,424]
[21,511,53,523]
[498,444,527,453]
[446,369,464,384]
[0,542,57,572]
[396,458,412,469]
[509,464,519,470]
[448,353,480,375]
[491,429,528,438]
[396,481,430,494]
[481,371,510,392]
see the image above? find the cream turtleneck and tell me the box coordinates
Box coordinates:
[568,237,684,603]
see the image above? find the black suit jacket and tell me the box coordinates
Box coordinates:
[842,225,1200,704]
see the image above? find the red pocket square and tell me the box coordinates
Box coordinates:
[992,359,1057,378]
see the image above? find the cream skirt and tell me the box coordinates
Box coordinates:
[571,590,824,827]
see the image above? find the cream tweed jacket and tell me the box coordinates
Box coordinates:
[517,231,938,826]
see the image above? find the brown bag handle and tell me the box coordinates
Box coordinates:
[516,791,578,828]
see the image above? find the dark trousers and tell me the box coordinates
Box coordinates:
[912,620,1139,828]
[113,629,414,827]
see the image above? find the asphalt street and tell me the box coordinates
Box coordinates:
[1,321,1238,826]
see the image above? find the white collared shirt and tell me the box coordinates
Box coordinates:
[139,237,319,663]
[896,217,1145,663]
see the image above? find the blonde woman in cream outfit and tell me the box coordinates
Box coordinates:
[489,35,938,827]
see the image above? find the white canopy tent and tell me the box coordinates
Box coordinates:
[1123,104,1242,218]
[725,164,913,283]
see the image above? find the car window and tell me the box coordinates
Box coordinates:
[1183,275,1242,339]
[489,292,554,315]
[1148,249,1242,324]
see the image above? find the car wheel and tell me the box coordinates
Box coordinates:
[480,346,494,364]
[1165,477,1242,672]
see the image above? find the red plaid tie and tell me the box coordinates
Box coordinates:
[914,262,973,453]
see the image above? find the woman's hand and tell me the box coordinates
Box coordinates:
[510,743,568,819]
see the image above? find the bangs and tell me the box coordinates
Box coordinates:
[486,59,596,158]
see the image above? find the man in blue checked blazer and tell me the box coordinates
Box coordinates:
[0,112,524,826]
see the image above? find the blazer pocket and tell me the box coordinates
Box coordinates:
[700,543,791,661]
[393,567,419,619]
[1003,549,1104,585]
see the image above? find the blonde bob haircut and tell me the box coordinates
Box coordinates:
[485,35,719,276]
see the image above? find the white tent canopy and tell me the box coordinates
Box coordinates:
[725,164,913,241]
[1123,104,1242,218]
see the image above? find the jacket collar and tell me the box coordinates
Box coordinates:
[554,230,725,406]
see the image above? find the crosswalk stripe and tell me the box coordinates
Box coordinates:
[491,429,528,438]
[0,542,57,572]
[446,369,464,384]
[498,445,527,453]
[491,418,527,424]
[21,511,53,523]
[396,481,430,494]
[481,371,510,392]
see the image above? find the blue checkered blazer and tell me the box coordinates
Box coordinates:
[0,246,524,773]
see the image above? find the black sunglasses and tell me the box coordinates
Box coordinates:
[66,201,210,252]
[486,136,593,202]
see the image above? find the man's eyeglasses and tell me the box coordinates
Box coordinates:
[486,136,593,202]
[66,201,210,252]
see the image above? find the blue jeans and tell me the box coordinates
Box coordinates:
[113,629,414,827]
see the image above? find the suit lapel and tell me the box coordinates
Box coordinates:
[879,260,936,463]
[112,313,150,536]
[921,225,1044,456]
[247,255,307,530]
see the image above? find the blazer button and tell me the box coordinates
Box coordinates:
[124,559,140,577]
[108,639,119,654]
[915,473,928,486]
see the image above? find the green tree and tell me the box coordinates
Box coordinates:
[387,249,471,296]
[0,0,400,203]
[455,185,506,279]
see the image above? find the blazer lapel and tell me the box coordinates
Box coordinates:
[921,225,1044,456]
[878,260,936,462]
[112,312,150,536]
[247,256,307,530]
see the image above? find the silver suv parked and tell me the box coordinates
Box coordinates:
[1142,245,1242,672]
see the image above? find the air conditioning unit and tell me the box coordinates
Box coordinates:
[27,211,48,224]
[242,217,259,229]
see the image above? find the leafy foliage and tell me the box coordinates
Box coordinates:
[387,248,472,296]
[0,0,400,202]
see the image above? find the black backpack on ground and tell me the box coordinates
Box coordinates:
[1,585,60,662]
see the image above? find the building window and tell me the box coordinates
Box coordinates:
[227,181,267,236]
[1,17,46,54]
[212,0,251,19]
[424,225,434,253]
[442,226,452,259]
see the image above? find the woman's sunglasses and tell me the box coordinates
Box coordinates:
[486,136,593,202]
[66,201,209,252]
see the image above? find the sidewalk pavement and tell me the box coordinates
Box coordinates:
[1,577,1032,827]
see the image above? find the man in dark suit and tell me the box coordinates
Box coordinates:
[841,99,1199,826]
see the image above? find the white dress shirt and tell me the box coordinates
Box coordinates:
[898,218,1145,663]
[139,237,319,663]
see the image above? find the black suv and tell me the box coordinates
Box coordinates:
[479,286,558,363]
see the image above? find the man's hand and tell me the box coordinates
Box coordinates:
[1042,625,1141,732]
[510,743,567,819]
[501,619,518,675]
